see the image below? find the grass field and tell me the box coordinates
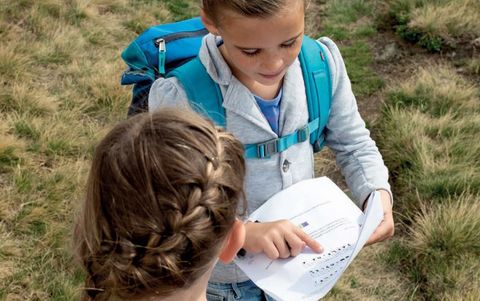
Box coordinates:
[0,0,479,300]
[378,64,480,300]
[389,0,480,52]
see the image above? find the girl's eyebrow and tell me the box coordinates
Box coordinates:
[282,33,303,44]
[236,32,303,50]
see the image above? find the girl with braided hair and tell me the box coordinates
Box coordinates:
[74,108,246,301]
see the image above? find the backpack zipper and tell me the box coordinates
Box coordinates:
[157,39,166,74]
[154,28,209,46]
[154,28,209,76]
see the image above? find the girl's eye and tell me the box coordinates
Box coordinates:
[242,49,260,57]
[281,40,297,48]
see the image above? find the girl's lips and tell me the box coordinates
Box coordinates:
[259,70,284,79]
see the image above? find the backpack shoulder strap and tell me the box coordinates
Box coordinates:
[244,36,333,159]
[168,37,331,160]
[298,36,332,152]
[167,57,225,127]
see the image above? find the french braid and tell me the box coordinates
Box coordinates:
[75,108,245,300]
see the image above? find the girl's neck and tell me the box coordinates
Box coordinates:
[248,80,283,100]
[141,268,212,301]
[145,289,207,301]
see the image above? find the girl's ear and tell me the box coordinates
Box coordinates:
[200,9,220,36]
[218,219,245,264]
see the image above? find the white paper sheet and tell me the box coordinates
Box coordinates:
[235,177,384,301]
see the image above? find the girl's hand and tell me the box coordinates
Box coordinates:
[365,190,395,245]
[243,220,323,260]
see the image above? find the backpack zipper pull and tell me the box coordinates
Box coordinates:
[157,38,166,75]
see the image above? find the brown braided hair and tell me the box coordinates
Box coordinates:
[74,108,246,300]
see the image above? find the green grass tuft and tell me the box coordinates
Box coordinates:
[163,0,198,21]
[341,42,384,96]
[0,147,20,172]
[327,0,373,24]
[320,25,350,41]
[378,64,480,300]
[14,168,35,194]
[389,0,480,52]
[14,119,41,141]
[466,57,480,75]
[385,66,479,117]
[408,198,480,299]
[46,139,77,157]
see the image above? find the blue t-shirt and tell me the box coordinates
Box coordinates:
[254,89,283,135]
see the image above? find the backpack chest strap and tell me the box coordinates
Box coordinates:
[244,117,322,159]
[170,36,332,160]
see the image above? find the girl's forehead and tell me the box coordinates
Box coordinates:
[218,3,304,48]
[217,0,303,19]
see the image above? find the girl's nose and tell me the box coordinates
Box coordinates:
[262,53,284,73]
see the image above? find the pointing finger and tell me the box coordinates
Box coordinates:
[294,228,323,253]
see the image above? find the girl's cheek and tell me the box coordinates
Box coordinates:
[286,47,302,65]
[237,54,259,68]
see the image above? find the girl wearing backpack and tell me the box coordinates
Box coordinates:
[75,108,246,301]
[148,1,394,300]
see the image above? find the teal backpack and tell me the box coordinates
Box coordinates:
[121,17,332,159]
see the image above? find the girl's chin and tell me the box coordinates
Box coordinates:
[256,72,285,86]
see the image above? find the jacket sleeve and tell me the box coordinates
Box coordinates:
[317,37,391,208]
[148,77,191,111]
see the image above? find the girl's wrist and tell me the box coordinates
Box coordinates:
[362,189,393,211]
[376,189,393,207]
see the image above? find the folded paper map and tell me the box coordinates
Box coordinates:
[235,177,384,301]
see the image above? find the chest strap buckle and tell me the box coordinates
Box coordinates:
[297,125,310,143]
[257,139,278,158]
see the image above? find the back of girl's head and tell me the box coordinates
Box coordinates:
[202,0,306,23]
[75,108,245,300]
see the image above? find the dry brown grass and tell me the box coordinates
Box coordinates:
[389,65,479,115]
[322,240,414,301]
[409,0,480,42]
[0,0,169,298]
[1,0,477,299]
[379,62,480,300]
[408,195,480,299]
[466,56,480,75]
